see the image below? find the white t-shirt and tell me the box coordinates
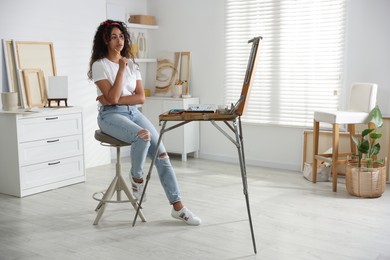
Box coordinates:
[92,58,142,98]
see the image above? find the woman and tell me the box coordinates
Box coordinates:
[87,20,201,226]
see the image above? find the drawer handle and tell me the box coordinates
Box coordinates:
[45,117,59,120]
[47,139,60,143]
[48,161,61,166]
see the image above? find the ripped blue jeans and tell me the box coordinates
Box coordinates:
[98,105,181,204]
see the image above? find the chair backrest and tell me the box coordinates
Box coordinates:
[235,36,262,116]
[348,83,378,112]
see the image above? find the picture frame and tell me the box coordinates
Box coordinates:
[2,40,18,93]
[22,68,46,108]
[3,40,57,108]
[155,52,181,96]
[179,52,191,96]
[3,40,27,108]
[15,41,57,83]
[154,51,191,97]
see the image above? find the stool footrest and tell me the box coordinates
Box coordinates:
[93,190,139,204]
[92,173,146,225]
[315,152,352,162]
[315,155,333,163]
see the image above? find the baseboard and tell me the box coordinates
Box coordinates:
[198,152,301,172]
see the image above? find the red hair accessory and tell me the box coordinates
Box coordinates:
[103,21,120,26]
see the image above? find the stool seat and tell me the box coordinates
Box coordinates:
[92,129,146,225]
[94,130,130,146]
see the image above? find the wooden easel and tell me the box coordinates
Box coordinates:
[133,36,262,254]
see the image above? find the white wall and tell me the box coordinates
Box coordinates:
[345,0,390,114]
[0,0,388,171]
[147,0,390,171]
[0,0,109,168]
[145,0,308,171]
[0,0,153,168]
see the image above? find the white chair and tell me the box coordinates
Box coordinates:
[312,83,378,192]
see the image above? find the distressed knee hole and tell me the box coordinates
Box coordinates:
[137,129,151,141]
[159,152,169,159]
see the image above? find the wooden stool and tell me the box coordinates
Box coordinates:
[92,130,146,225]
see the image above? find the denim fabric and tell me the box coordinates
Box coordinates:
[97,105,181,204]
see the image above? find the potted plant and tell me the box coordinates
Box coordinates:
[346,105,387,198]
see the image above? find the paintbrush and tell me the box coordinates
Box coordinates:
[115,49,130,76]
[114,49,121,57]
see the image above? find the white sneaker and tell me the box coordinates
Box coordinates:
[131,179,147,202]
[171,207,201,226]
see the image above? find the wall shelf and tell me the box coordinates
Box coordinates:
[127,23,159,30]
[135,58,157,63]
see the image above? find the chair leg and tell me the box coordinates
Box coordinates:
[348,124,356,155]
[312,120,320,183]
[332,124,340,192]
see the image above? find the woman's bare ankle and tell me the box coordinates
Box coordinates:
[173,201,184,211]
[132,177,143,183]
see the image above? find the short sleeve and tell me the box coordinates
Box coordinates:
[130,61,142,81]
[92,61,107,83]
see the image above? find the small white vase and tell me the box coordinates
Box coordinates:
[172,85,182,98]
[137,33,146,58]
[1,92,19,111]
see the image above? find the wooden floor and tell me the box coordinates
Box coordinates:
[1,156,390,260]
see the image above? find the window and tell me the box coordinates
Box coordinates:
[225,0,346,127]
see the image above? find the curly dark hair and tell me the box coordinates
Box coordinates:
[87,19,135,80]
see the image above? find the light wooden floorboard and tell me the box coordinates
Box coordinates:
[1,156,390,260]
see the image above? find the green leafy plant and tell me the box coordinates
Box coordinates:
[351,105,383,168]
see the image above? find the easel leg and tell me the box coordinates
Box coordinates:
[234,118,257,254]
[132,121,167,227]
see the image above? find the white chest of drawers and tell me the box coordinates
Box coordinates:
[142,97,200,161]
[0,107,85,197]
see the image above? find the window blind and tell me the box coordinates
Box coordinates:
[225,0,346,127]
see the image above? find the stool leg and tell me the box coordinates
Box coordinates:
[94,176,119,212]
[94,176,119,225]
[332,123,340,192]
[115,146,145,221]
[312,120,320,183]
[116,147,122,202]
[116,174,146,222]
[93,145,146,225]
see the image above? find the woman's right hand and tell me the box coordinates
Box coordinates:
[118,57,128,71]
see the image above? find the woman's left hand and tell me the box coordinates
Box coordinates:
[96,95,111,105]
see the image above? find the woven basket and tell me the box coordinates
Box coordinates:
[345,160,387,198]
